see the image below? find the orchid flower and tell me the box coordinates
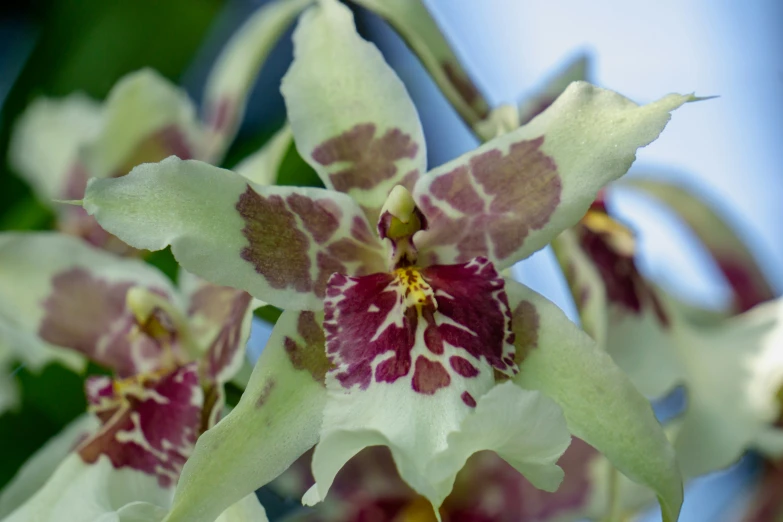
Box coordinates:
[607,179,783,522]
[552,190,783,479]
[0,0,310,414]
[80,1,694,520]
[0,232,261,521]
[8,0,313,254]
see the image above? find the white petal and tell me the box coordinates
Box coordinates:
[431,381,570,494]
[4,455,171,522]
[674,298,783,476]
[0,415,100,518]
[9,94,102,203]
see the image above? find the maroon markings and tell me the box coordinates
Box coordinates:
[420,137,561,265]
[412,357,450,394]
[429,166,484,215]
[511,300,540,364]
[442,62,488,118]
[473,139,560,259]
[315,252,348,300]
[188,285,254,384]
[238,186,386,296]
[578,212,669,326]
[86,376,114,407]
[78,364,202,488]
[311,123,419,194]
[460,391,477,408]
[237,187,313,293]
[114,124,194,178]
[325,272,415,390]
[741,464,783,522]
[716,257,775,313]
[450,356,479,378]
[325,256,515,396]
[207,97,234,134]
[38,268,166,377]
[283,311,332,385]
[421,258,517,374]
[287,193,341,244]
[255,379,277,408]
[62,163,90,200]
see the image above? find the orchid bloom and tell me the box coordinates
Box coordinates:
[552,188,783,479]
[624,179,783,522]
[80,1,694,520]
[8,0,313,254]
[0,0,310,414]
[0,232,261,521]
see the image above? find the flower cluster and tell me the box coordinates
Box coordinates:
[2,1,778,522]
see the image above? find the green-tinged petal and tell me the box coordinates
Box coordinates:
[622,176,775,313]
[0,414,100,518]
[582,423,683,519]
[413,82,696,270]
[0,232,176,377]
[507,279,683,522]
[215,494,268,522]
[81,69,204,180]
[202,0,312,162]
[281,0,426,215]
[84,157,385,310]
[8,94,101,204]
[164,310,329,522]
[4,454,171,522]
[517,53,590,125]
[348,0,489,125]
[234,124,293,186]
[673,299,783,476]
[430,382,570,494]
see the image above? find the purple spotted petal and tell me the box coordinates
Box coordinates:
[414,137,561,267]
[414,82,694,270]
[38,267,178,377]
[78,364,203,488]
[84,158,387,312]
[280,0,427,216]
[237,186,386,301]
[312,123,420,203]
[324,257,516,401]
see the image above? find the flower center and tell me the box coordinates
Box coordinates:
[378,185,427,269]
[395,267,435,308]
[126,286,193,368]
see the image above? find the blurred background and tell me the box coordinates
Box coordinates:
[1,0,780,520]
